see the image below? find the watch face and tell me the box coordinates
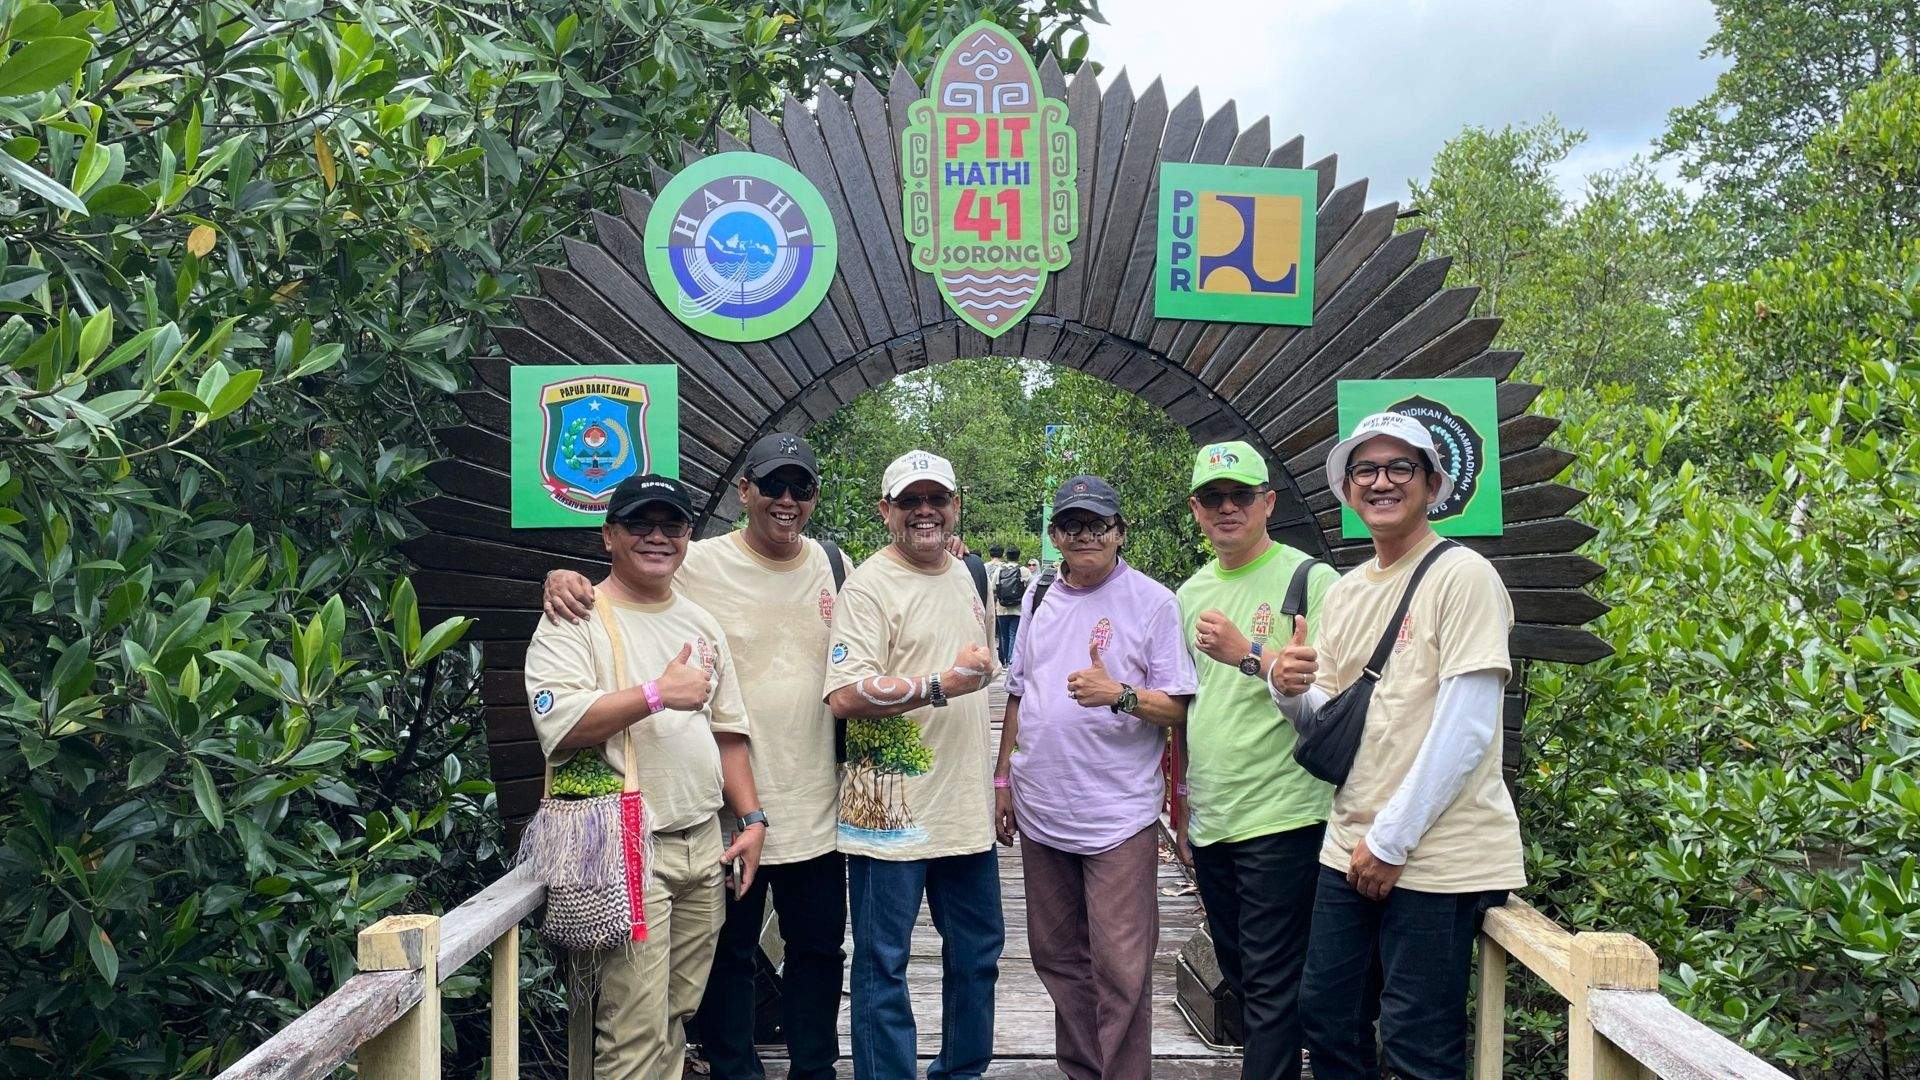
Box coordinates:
[1239,656,1262,676]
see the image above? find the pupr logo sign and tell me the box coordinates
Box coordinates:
[643,152,837,342]
[1156,163,1317,326]
[903,20,1078,337]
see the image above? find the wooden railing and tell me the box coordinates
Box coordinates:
[1476,897,1789,1080]
[214,864,545,1080]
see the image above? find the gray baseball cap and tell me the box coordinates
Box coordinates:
[1051,474,1121,519]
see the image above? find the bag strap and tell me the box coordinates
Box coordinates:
[592,597,643,795]
[818,538,847,590]
[963,552,990,609]
[1360,540,1458,685]
[1280,558,1323,618]
[1028,565,1059,613]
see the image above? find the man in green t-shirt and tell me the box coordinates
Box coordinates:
[1174,440,1337,1080]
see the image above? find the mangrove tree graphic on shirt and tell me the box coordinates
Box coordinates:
[839,714,934,842]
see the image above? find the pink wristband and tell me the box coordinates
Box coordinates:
[642,679,664,714]
[993,776,1010,789]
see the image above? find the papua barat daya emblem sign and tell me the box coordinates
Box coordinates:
[509,365,681,528]
[903,21,1077,337]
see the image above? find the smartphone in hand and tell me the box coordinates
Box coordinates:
[725,856,744,898]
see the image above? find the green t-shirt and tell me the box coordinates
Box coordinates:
[1177,541,1340,847]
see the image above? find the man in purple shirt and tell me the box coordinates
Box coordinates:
[991,474,1198,1080]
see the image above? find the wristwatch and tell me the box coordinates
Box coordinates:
[739,808,769,830]
[928,671,948,707]
[1112,683,1139,715]
[1238,644,1264,677]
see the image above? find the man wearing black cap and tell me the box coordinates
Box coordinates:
[991,475,1197,1080]
[544,435,849,1080]
[525,473,765,1079]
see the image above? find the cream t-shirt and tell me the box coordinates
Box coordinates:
[823,547,995,861]
[1312,531,1525,892]
[524,588,751,833]
[676,532,840,866]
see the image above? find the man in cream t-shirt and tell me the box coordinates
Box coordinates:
[824,449,1000,1080]
[542,433,848,1080]
[524,474,766,1080]
[1269,412,1522,1080]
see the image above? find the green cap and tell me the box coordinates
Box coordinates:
[1190,440,1269,491]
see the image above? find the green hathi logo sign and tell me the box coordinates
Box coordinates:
[902,21,1078,337]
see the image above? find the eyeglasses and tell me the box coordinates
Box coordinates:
[890,492,952,511]
[615,518,692,538]
[1194,487,1267,510]
[1344,459,1428,485]
[1053,518,1116,538]
[753,475,819,502]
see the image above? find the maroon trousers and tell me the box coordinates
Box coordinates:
[1020,824,1160,1080]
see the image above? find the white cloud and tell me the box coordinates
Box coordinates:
[1084,0,1725,205]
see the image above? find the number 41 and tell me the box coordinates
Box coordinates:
[954,190,1022,241]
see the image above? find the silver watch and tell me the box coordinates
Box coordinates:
[928,671,948,707]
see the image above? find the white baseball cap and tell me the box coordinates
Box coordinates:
[882,449,958,499]
[1325,411,1455,510]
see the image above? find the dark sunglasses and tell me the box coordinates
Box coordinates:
[753,475,819,501]
[890,492,953,511]
[1194,486,1267,510]
[614,518,692,538]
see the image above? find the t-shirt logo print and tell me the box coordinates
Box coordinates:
[1394,613,1413,654]
[1250,602,1275,649]
[972,595,987,633]
[694,637,718,678]
[533,689,554,716]
[1090,617,1113,654]
[817,587,835,625]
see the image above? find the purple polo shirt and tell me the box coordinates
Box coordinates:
[1004,559,1199,855]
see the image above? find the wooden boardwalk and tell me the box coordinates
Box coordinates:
[755,681,1241,1077]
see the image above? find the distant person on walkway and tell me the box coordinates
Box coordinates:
[993,546,1029,665]
[984,545,1007,603]
[1271,412,1521,1080]
[524,474,765,1079]
[1174,441,1338,1080]
[541,434,849,1080]
[992,474,1196,1080]
[824,449,1002,1080]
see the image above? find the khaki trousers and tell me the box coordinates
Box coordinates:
[569,814,725,1080]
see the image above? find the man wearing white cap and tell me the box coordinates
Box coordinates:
[1267,411,1521,1080]
[823,449,1001,1080]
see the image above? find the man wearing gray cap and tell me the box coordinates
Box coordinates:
[544,432,849,1080]
[1268,411,1520,1080]
[992,474,1196,1080]
[823,448,1000,1080]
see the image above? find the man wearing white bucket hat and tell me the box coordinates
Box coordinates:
[1268,410,1521,1080]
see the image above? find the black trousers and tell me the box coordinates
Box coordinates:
[1300,866,1507,1080]
[691,850,847,1080]
[1189,822,1325,1080]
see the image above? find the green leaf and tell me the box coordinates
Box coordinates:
[87,925,118,986]
[0,148,88,213]
[128,747,170,787]
[289,343,343,378]
[152,390,208,412]
[85,182,152,217]
[290,740,349,767]
[206,649,288,701]
[206,369,262,420]
[0,37,91,97]
[413,616,473,667]
[188,759,224,830]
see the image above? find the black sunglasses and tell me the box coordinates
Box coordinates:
[753,475,819,501]
[1194,486,1268,510]
[614,518,692,538]
[891,492,953,511]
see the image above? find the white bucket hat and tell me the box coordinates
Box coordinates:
[1325,411,1455,510]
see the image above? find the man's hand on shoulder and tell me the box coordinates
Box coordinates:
[543,569,597,624]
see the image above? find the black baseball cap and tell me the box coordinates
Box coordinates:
[606,474,694,522]
[743,432,819,481]
[1051,474,1121,519]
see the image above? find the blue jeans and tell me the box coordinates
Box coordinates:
[849,850,1004,1080]
[1300,866,1507,1080]
[995,614,1019,665]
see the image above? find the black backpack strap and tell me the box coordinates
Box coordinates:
[1028,566,1059,613]
[1280,558,1324,618]
[818,539,847,590]
[1361,540,1457,683]
[963,552,990,609]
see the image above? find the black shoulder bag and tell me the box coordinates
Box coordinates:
[1291,540,1456,787]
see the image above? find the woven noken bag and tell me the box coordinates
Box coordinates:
[516,602,655,951]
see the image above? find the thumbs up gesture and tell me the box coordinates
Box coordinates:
[656,641,713,711]
[1271,616,1318,698]
[1067,638,1124,709]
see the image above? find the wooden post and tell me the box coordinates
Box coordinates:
[1474,934,1507,1080]
[1567,932,1658,1080]
[491,924,520,1079]
[357,914,441,1080]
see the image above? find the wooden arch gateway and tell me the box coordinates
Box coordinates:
[400,52,1612,824]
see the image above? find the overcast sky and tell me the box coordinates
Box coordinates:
[1084,0,1728,206]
